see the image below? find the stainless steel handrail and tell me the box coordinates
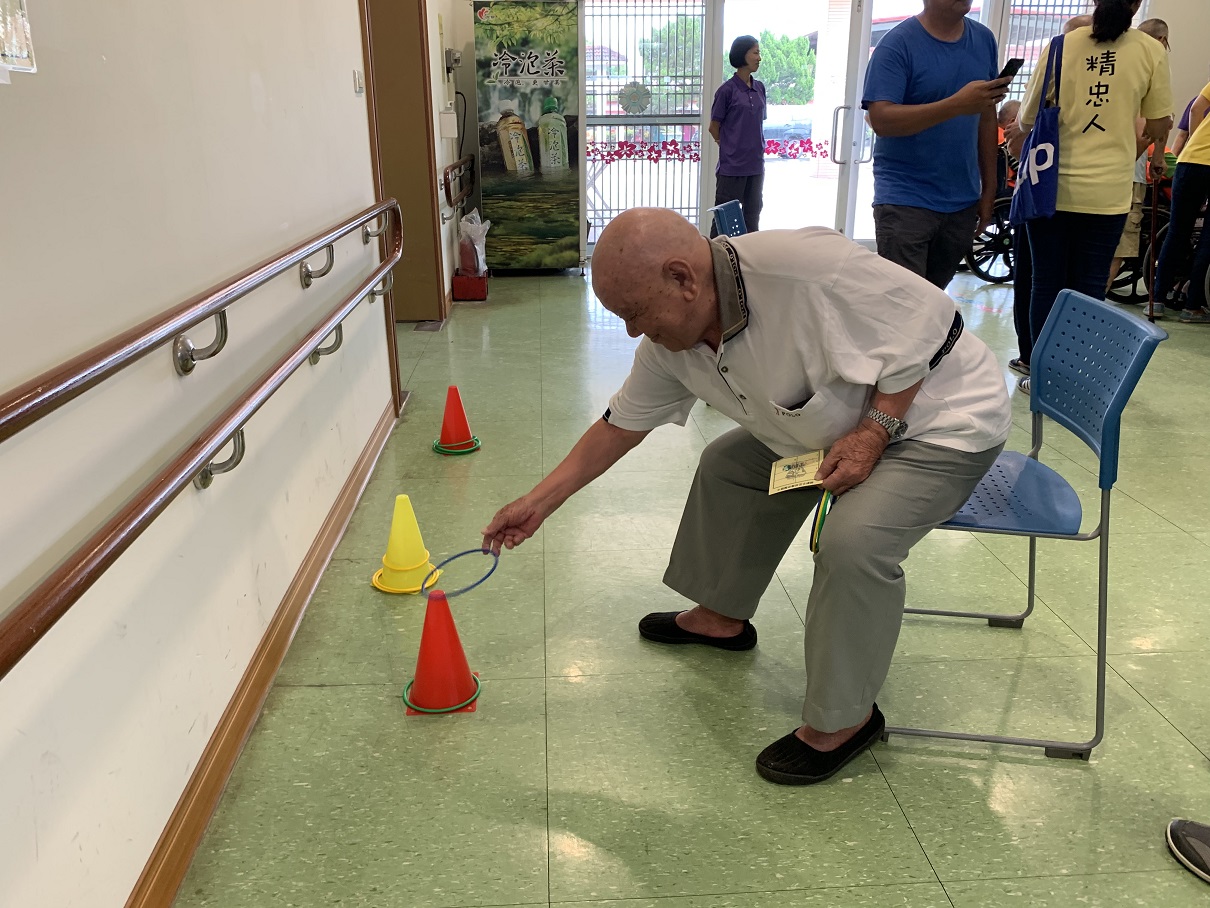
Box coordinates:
[0,199,401,445]
[0,201,403,680]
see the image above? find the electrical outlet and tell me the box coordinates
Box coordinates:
[444,48,462,75]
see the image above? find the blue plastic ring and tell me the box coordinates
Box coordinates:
[421,548,499,598]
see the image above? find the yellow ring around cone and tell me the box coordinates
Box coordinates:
[371,567,442,595]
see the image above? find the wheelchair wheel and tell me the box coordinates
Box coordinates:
[965,198,1014,284]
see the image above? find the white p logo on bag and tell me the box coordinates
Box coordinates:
[1023,143,1055,186]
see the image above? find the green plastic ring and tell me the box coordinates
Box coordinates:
[432,436,481,455]
[402,674,482,713]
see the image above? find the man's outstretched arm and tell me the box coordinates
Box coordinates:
[482,418,649,553]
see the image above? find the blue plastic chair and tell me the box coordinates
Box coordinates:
[709,200,746,237]
[883,290,1167,760]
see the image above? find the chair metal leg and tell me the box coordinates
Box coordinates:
[884,495,1111,760]
[904,535,1038,627]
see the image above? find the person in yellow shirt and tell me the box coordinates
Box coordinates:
[1152,82,1210,321]
[1015,0,1171,391]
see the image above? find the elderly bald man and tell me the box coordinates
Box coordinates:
[483,208,1012,785]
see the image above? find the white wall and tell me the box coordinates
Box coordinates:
[1147,0,1208,115]
[0,1,391,905]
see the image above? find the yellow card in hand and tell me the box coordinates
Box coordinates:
[769,450,824,495]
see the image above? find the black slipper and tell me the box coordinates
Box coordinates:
[755,704,886,785]
[637,611,757,651]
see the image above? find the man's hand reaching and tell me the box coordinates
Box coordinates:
[815,424,889,496]
[482,494,550,554]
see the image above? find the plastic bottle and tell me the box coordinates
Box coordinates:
[496,108,533,172]
[537,97,569,170]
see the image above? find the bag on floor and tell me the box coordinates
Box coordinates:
[458,209,491,276]
[1011,35,1064,226]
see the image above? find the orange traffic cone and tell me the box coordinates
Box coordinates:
[432,385,481,455]
[403,590,481,715]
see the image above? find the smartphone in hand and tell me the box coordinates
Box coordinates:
[997,58,1025,81]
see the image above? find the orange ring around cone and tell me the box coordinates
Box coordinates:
[371,567,442,595]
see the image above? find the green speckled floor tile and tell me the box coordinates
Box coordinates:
[944,870,1206,906]
[1114,651,1210,756]
[875,661,1210,881]
[543,548,805,678]
[541,469,697,554]
[275,558,397,686]
[174,682,548,908]
[544,673,936,902]
[978,531,1210,655]
[552,883,954,907]
[181,271,1210,908]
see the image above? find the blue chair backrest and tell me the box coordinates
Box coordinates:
[1031,289,1166,490]
[711,200,746,237]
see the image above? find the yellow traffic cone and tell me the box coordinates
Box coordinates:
[371,494,441,594]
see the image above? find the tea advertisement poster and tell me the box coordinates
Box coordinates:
[474,1,580,270]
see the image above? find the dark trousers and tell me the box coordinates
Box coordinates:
[873,203,979,290]
[712,173,764,235]
[1155,162,1210,310]
[1026,211,1127,342]
[1012,225,1033,364]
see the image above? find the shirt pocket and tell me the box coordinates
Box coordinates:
[768,391,856,451]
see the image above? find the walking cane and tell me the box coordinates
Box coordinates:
[1145,160,1162,323]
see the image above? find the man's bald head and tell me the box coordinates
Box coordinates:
[591,208,720,352]
[592,208,706,297]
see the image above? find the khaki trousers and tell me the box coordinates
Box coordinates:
[663,428,1003,731]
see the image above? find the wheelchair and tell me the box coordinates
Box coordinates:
[964,146,1016,284]
[1109,181,1209,308]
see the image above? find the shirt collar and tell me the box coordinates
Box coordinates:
[709,237,749,343]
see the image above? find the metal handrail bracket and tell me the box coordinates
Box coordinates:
[173,311,229,376]
[299,244,335,289]
[308,324,344,365]
[193,429,246,490]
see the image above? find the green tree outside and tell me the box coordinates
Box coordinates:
[756,30,816,105]
[637,14,703,114]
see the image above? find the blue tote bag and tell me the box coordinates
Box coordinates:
[1011,35,1064,226]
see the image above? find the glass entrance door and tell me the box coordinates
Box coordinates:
[715,0,871,235]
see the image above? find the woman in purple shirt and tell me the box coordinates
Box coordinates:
[709,36,766,235]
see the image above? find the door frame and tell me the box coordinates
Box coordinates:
[702,0,877,239]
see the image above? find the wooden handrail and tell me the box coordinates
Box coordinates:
[0,199,401,446]
[442,156,474,210]
[0,202,403,681]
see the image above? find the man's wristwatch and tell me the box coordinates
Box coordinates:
[864,407,908,441]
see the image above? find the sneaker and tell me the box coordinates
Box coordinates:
[1008,358,1030,376]
[1143,302,1165,318]
[1179,308,1210,324]
[1167,819,1210,884]
[1017,376,1030,395]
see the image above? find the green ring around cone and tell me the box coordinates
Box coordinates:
[402,674,482,713]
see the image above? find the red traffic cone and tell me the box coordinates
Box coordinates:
[432,385,481,455]
[403,590,481,715]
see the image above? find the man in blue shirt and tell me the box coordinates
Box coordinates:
[862,0,1011,288]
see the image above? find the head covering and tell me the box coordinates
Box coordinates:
[729,35,758,70]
